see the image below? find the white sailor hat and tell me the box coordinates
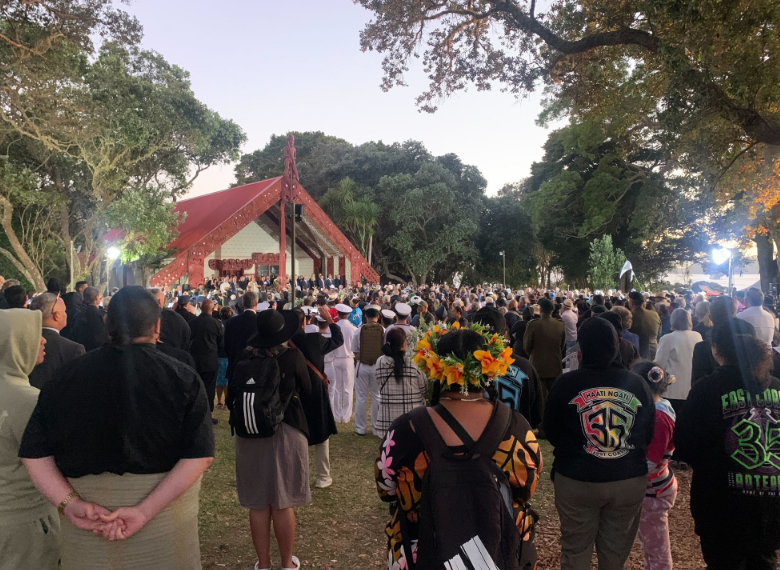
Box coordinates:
[257,302,270,311]
[381,309,396,320]
[314,313,328,323]
[301,306,315,316]
[395,302,412,317]
[335,303,352,313]
[366,304,381,312]
[410,295,422,305]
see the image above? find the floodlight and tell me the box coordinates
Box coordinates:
[106,246,121,260]
[711,247,731,266]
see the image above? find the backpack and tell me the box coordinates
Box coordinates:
[229,353,291,438]
[495,365,528,413]
[402,403,525,570]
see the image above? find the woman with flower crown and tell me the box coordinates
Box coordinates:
[375,324,542,570]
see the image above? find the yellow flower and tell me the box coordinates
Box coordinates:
[474,350,502,377]
[416,338,432,352]
[425,356,444,379]
[433,325,441,333]
[499,347,515,366]
[443,363,465,387]
[451,321,461,330]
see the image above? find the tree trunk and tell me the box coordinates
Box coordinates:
[0,197,46,291]
[755,232,778,292]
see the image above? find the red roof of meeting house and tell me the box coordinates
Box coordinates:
[169,176,281,252]
[104,176,282,251]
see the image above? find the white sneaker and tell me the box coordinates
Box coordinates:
[282,555,300,570]
[253,563,271,570]
[314,478,332,489]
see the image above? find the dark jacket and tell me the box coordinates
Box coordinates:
[543,366,655,483]
[188,312,224,372]
[523,315,566,379]
[224,310,257,380]
[72,305,109,352]
[510,319,532,358]
[501,353,545,429]
[291,324,343,445]
[156,341,196,368]
[160,308,191,351]
[60,292,84,340]
[629,306,661,358]
[29,329,85,390]
[175,305,196,324]
[229,346,312,438]
[676,365,780,506]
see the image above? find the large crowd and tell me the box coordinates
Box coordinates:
[1,271,779,570]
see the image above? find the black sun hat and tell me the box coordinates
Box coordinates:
[247,309,300,348]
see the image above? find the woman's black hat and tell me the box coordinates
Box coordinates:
[247,309,300,348]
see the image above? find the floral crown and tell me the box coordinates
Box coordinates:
[413,322,515,394]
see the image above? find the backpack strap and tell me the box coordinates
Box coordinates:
[472,402,513,459]
[407,406,449,460]
[432,404,476,450]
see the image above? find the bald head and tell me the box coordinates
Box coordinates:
[201,299,214,315]
[149,287,165,308]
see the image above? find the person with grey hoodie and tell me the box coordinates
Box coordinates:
[0,309,61,569]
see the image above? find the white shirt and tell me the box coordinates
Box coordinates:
[655,329,702,400]
[334,319,358,359]
[737,306,776,347]
[42,327,60,334]
[384,323,413,340]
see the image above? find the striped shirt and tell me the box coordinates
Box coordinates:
[646,399,677,498]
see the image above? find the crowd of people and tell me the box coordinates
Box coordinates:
[1,270,780,570]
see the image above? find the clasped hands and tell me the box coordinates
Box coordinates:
[63,497,149,541]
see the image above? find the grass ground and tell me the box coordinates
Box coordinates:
[199,407,707,570]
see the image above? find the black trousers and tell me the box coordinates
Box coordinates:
[198,368,218,412]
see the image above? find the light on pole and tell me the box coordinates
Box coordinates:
[711,247,733,295]
[499,250,506,287]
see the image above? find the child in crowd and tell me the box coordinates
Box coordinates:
[631,362,678,570]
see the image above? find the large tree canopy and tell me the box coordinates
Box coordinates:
[356,0,780,150]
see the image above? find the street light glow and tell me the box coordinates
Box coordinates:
[106,246,121,260]
[711,247,731,266]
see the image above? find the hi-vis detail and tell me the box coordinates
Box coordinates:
[243,392,259,435]
[570,388,642,459]
[444,535,500,570]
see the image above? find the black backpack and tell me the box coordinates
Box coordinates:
[230,353,291,438]
[401,403,525,570]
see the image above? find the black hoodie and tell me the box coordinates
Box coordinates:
[543,318,655,482]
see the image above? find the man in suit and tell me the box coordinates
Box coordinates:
[189,299,224,421]
[28,292,85,389]
[150,287,191,350]
[628,290,661,359]
[72,286,109,351]
[325,274,334,289]
[316,274,326,289]
[224,290,259,382]
[524,297,566,404]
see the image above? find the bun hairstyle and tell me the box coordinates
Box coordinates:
[631,361,672,396]
[383,327,408,381]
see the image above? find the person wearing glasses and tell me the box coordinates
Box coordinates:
[28,292,85,390]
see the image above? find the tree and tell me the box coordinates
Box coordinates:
[319,177,380,263]
[356,0,780,149]
[0,42,245,289]
[589,235,624,291]
[522,121,708,282]
[379,162,480,285]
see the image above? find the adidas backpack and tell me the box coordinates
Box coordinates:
[230,354,291,438]
[402,403,526,570]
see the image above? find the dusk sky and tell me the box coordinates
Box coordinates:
[125,0,559,198]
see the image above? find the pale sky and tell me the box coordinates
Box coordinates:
[125,0,557,198]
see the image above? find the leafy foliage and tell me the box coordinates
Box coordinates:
[588,235,624,290]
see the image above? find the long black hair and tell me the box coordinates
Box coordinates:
[382,327,408,381]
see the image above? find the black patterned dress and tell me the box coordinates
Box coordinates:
[374,406,542,570]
